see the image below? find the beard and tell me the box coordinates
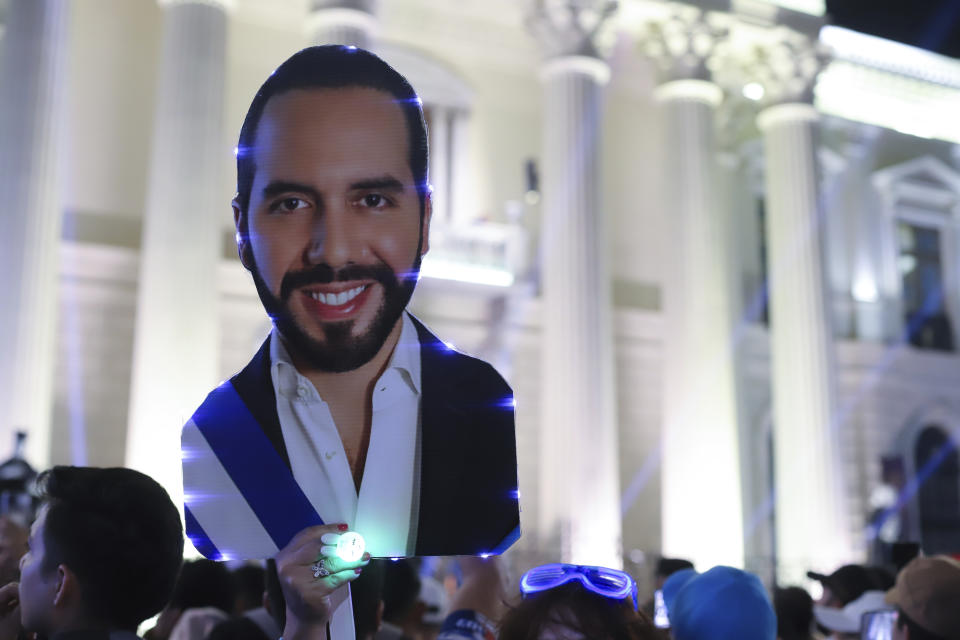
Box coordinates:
[249,255,421,373]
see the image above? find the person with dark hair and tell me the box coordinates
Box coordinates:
[182,44,520,566]
[498,564,659,640]
[147,560,237,640]
[774,587,816,640]
[208,616,271,640]
[377,559,420,639]
[234,565,267,614]
[0,466,184,639]
[885,555,960,640]
[807,564,876,608]
[640,557,694,618]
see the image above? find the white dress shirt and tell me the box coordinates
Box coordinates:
[270,312,422,557]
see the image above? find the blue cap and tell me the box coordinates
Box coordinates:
[662,567,699,613]
[670,566,776,640]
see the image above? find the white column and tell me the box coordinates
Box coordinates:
[0,0,70,467]
[537,55,621,568]
[306,0,376,49]
[758,103,852,583]
[428,107,450,224]
[126,0,230,503]
[657,79,745,570]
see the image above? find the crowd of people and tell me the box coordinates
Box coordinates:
[0,465,955,640]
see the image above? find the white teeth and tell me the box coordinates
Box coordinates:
[308,285,365,306]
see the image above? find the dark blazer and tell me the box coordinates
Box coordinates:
[230,315,521,556]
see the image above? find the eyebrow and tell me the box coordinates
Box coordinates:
[348,176,406,193]
[261,176,407,203]
[261,181,321,203]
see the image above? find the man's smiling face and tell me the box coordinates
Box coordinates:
[236,87,430,372]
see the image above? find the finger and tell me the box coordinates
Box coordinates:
[0,583,18,606]
[321,566,364,592]
[310,552,370,578]
[282,523,349,556]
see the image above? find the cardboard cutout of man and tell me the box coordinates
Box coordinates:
[182,46,520,560]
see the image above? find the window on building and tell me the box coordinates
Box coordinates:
[914,426,960,554]
[897,221,954,351]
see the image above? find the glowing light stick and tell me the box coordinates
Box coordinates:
[336,531,365,562]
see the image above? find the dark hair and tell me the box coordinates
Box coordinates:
[233,564,266,613]
[263,559,285,632]
[896,609,948,640]
[655,557,694,578]
[382,558,422,622]
[235,45,429,225]
[207,616,270,640]
[774,587,814,640]
[37,466,184,630]
[498,583,659,640]
[169,559,236,614]
[352,560,386,639]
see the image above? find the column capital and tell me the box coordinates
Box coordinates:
[653,78,722,105]
[757,102,818,131]
[525,0,618,60]
[539,55,610,84]
[308,0,377,15]
[717,29,829,106]
[637,4,727,83]
[158,0,235,12]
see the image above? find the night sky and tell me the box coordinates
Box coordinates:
[827,0,960,59]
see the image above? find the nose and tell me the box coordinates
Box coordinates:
[304,206,355,268]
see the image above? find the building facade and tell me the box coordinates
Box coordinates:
[1,0,959,596]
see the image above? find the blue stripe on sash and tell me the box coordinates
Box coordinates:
[185,505,222,560]
[490,524,521,555]
[189,381,324,551]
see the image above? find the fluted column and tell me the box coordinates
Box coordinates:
[640,10,745,570]
[126,0,230,504]
[0,0,70,467]
[307,0,376,49]
[528,0,621,568]
[759,93,852,581]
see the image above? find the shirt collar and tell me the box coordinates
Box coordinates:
[269,312,422,398]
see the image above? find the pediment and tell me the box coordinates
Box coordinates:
[873,155,960,196]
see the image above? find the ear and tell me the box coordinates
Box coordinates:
[52,564,76,608]
[420,192,433,257]
[232,197,254,272]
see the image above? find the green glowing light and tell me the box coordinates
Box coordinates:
[337,531,365,562]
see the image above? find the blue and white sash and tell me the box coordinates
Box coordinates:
[182,381,355,639]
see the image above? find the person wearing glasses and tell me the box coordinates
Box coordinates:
[496,563,658,640]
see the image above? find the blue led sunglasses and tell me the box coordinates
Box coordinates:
[520,563,639,610]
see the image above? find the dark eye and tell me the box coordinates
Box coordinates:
[272,197,308,213]
[361,194,388,208]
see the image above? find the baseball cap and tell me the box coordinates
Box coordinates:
[807,564,876,605]
[885,555,960,638]
[662,567,699,613]
[669,566,776,640]
[814,590,889,633]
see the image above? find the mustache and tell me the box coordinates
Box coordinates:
[279,262,400,301]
